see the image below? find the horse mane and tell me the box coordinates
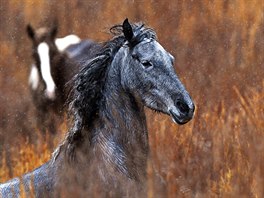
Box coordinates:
[53,22,157,162]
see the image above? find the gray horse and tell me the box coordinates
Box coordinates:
[0,19,194,197]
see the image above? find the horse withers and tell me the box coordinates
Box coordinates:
[0,19,194,197]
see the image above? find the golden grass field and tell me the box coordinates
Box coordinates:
[0,0,263,197]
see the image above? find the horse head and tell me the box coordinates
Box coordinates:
[27,24,59,100]
[118,19,195,124]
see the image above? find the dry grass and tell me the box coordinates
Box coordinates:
[0,83,263,197]
[0,0,263,197]
[147,82,264,197]
[0,122,67,183]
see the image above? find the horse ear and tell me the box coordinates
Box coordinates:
[50,23,58,39]
[26,24,35,40]
[122,18,133,42]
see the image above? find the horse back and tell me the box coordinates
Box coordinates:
[0,162,55,197]
[65,39,102,64]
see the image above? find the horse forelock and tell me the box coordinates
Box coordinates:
[110,23,157,47]
[34,27,50,41]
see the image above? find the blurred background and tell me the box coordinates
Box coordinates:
[0,0,263,197]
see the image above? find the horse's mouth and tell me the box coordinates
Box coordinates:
[169,110,190,125]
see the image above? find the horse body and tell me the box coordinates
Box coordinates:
[1,19,194,197]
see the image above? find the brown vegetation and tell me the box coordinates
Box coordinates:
[0,0,263,197]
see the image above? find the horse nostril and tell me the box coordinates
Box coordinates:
[191,103,195,114]
[176,100,190,115]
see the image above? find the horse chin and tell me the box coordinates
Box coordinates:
[145,104,166,115]
[171,116,189,125]
[145,104,191,125]
[169,110,190,125]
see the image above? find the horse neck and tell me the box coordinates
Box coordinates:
[91,56,149,181]
[54,48,149,185]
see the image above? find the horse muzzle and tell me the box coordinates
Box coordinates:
[169,100,195,125]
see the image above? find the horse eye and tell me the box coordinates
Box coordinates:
[141,60,153,68]
[132,54,138,60]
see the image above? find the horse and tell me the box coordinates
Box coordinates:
[26,24,100,134]
[0,19,195,197]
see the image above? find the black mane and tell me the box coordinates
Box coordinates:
[63,23,157,160]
